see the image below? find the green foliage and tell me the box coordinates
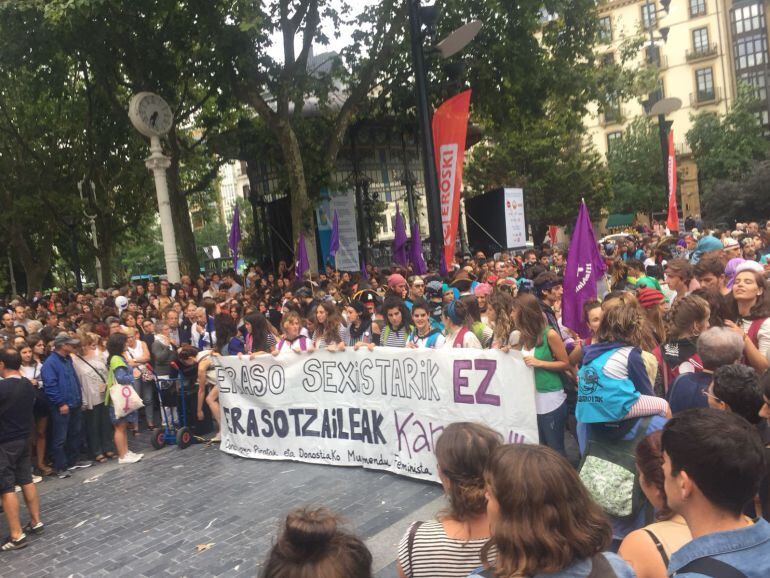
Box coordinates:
[607,117,666,216]
[116,218,165,279]
[687,86,769,183]
[687,86,769,224]
[466,111,611,238]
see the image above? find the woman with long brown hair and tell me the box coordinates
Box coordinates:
[512,293,570,456]
[725,266,770,373]
[660,295,710,392]
[618,431,692,578]
[397,423,501,578]
[472,444,634,577]
[312,301,348,350]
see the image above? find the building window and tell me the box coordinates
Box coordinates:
[734,33,768,71]
[641,2,657,30]
[739,70,768,101]
[606,131,622,155]
[696,67,715,101]
[692,27,709,53]
[732,3,766,36]
[598,16,612,43]
[689,0,706,17]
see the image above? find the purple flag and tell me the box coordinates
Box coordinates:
[409,221,427,275]
[439,251,448,276]
[295,231,310,281]
[328,210,340,259]
[228,206,241,270]
[392,204,408,267]
[562,201,607,338]
[360,256,368,280]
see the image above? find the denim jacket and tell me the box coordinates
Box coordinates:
[467,553,635,578]
[668,518,770,577]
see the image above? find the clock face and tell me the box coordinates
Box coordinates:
[129,92,173,137]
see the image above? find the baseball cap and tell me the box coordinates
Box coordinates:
[723,238,740,250]
[53,333,80,347]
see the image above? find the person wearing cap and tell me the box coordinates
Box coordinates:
[689,234,723,265]
[41,333,91,478]
[723,237,742,261]
[424,281,445,331]
[473,282,493,324]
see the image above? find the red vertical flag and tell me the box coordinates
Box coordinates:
[433,90,471,268]
[666,130,679,232]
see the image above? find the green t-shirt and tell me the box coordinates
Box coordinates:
[104,355,128,406]
[533,328,563,393]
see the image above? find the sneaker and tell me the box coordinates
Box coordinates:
[210,434,221,443]
[56,470,71,480]
[23,521,44,536]
[67,460,93,471]
[126,451,144,459]
[31,475,42,484]
[1,534,27,551]
[118,453,143,464]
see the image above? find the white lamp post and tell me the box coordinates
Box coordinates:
[128,92,180,283]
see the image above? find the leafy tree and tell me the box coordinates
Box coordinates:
[686,86,769,223]
[607,117,666,217]
[466,112,611,243]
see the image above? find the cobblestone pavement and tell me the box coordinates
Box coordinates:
[0,435,442,577]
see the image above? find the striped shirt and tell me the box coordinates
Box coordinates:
[381,325,413,348]
[313,323,350,349]
[397,520,495,578]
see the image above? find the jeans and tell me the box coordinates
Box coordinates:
[83,404,115,457]
[137,379,157,427]
[49,405,83,471]
[537,400,567,457]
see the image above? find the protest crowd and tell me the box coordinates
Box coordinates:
[1,218,770,577]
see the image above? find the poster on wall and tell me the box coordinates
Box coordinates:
[316,189,360,271]
[504,187,527,248]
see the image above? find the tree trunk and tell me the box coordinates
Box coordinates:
[10,231,51,298]
[276,121,319,273]
[166,156,200,277]
[97,227,113,288]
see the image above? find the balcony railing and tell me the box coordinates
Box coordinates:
[686,43,719,62]
[690,86,723,107]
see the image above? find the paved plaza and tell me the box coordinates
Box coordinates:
[0,434,443,577]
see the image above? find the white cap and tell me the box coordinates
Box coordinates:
[115,295,128,312]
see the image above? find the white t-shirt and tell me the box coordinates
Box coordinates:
[441,328,482,349]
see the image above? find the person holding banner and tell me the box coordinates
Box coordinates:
[275,311,314,354]
[312,302,348,351]
[344,301,375,350]
[441,301,481,350]
[378,297,415,348]
[407,301,445,349]
[513,294,570,457]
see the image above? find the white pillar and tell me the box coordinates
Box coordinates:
[146,136,181,283]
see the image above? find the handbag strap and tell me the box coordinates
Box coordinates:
[406,521,423,577]
[675,557,748,578]
[75,354,107,382]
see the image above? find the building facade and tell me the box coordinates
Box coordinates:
[586,0,770,221]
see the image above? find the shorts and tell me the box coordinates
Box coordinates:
[33,389,49,419]
[108,405,139,425]
[0,438,33,494]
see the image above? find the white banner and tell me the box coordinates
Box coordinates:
[329,191,360,272]
[216,347,538,482]
[504,187,527,248]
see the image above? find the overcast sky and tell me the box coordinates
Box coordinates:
[266,0,379,61]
